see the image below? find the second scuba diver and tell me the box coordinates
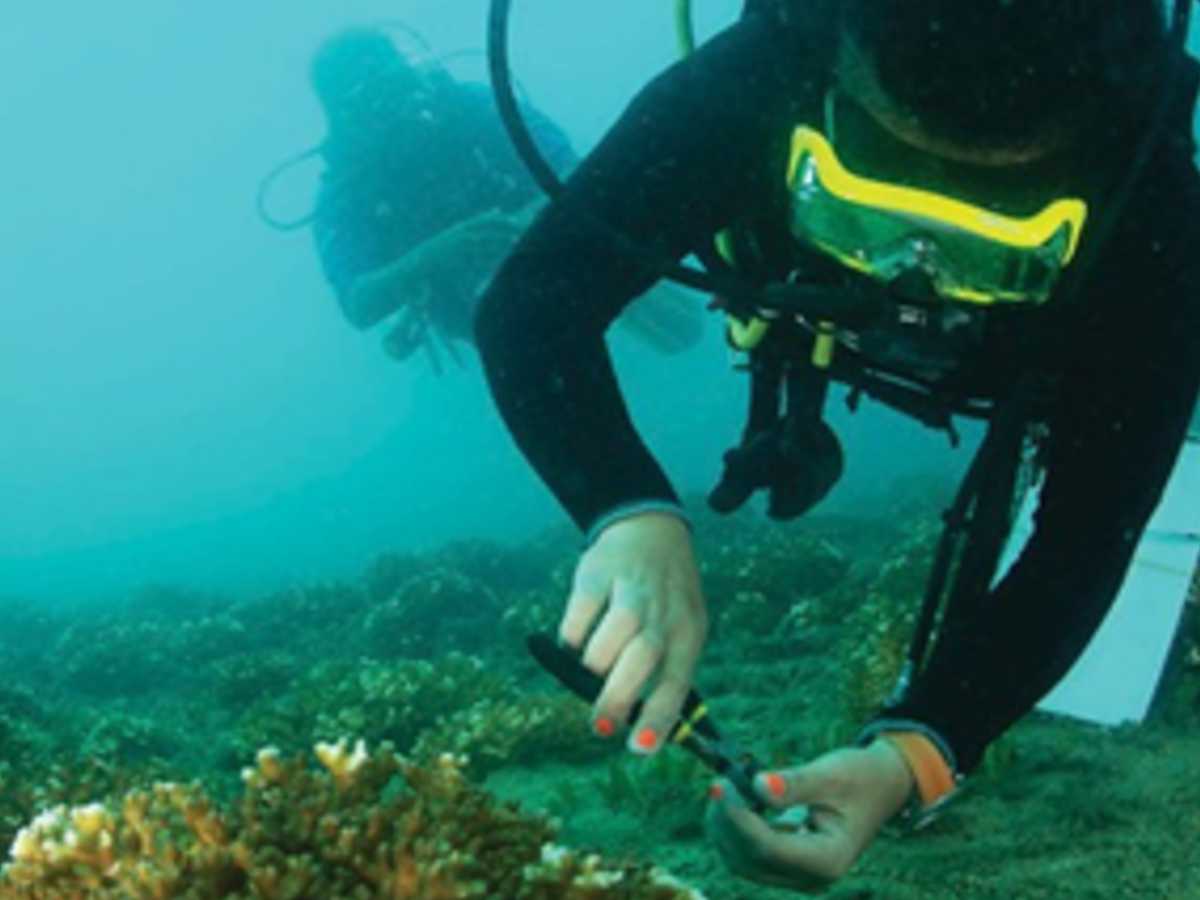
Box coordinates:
[263,25,706,373]
[307,26,576,371]
[476,0,1200,889]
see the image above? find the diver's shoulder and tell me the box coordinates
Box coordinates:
[723,1,838,55]
[742,0,840,54]
[678,3,834,103]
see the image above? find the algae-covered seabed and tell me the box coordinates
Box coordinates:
[2,491,1197,898]
[494,687,1200,900]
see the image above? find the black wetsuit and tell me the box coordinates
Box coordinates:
[476,14,1200,772]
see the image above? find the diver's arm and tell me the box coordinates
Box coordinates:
[340,260,413,330]
[476,17,807,531]
[874,247,1200,775]
[312,179,394,330]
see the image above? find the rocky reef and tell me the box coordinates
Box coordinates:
[2,741,703,899]
[2,482,1197,899]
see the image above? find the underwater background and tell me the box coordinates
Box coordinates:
[1,0,974,603]
[2,1,1198,897]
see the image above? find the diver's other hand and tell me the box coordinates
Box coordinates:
[559,511,707,754]
[706,741,913,892]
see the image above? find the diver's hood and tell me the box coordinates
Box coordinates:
[311,28,407,105]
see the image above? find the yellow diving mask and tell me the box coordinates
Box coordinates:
[788,94,1088,306]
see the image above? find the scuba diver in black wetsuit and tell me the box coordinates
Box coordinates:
[476,0,1200,889]
[303,26,577,372]
[259,25,706,374]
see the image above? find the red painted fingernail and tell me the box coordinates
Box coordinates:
[708,782,725,800]
[594,717,614,738]
[763,772,786,799]
[635,727,658,751]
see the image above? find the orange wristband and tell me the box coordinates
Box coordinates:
[879,731,958,810]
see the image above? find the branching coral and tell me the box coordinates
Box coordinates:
[0,741,705,899]
[426,539,553,596]
[411,693,606,780]
[232,653,513,761]
[317,655,514,749]
[79,712,179,765]
[0,755,175,874]
[0,689,50,778]
[234,655,607,785]
[231,581,370,655]
[55,615,254,699]
[363,568,501,659]
[210,652,299,710]
[0,605,67,687]
[832,531,934,739]
[498,590,560,654]
[692,511,850,639]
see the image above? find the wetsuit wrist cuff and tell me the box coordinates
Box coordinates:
[585,501,691,546]
[857,720,962,826]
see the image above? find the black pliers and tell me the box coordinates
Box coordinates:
[526,632,767,813]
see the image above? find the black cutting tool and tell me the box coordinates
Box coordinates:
[526,632,767,813]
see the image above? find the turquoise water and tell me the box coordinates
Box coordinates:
[0,0,960,604]
[2,4,1198,897]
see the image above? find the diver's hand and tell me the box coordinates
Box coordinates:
[706,741,913,892]
[560,511,707,754]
